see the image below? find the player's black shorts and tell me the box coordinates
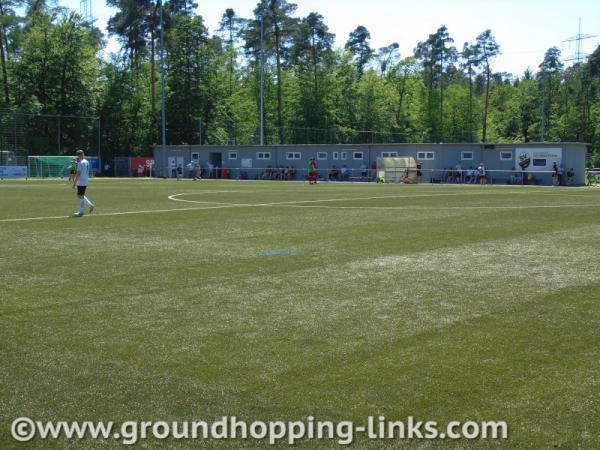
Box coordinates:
[77,185,87,196]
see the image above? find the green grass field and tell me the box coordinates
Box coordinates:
[1,178,599,449]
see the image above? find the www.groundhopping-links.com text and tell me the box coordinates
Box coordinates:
[11,416,508,445]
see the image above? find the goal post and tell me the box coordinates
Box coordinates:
[376,156,417,183]
[28,156,74,178]
[27,156,99,178]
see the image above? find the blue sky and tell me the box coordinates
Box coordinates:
[60,0,600,76]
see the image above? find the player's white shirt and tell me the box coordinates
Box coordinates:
[77,158,90,186]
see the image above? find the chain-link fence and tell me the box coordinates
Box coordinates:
[162,166,582,187]
[0,110,100,158]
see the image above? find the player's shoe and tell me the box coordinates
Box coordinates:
[89,205,95,214]
[73,212,84,217]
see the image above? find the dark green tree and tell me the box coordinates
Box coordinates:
[245,0,299,144]
[330,49,359,143]
[166,14,215,145]
[289,12,334,141]
[345,25,373,78]
[98,60,153,155]
[376,42,399,75]
[107,0,153,65]
[461,42,481,142]
[475,29,500,142]
[431,26,457,142]
[537,46,563,141]
[0,1,28,105]
[13,10,100,152]
[166,0,197,16]
[414,35,436,140]
[218,8,245,142]
[386,57,422,142]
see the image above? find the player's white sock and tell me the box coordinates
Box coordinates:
[83,196,94,207]
[79,198,85,214]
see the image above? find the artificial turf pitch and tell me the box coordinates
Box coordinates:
[0,178,599,449]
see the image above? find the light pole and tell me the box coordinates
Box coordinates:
[160,0,167,154]
[259,14,264,146]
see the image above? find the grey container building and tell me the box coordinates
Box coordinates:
[153,142,589,185]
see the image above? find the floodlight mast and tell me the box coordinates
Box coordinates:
[160,0,167,154]
[259,14,265,146]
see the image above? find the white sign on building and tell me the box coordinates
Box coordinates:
[515,148,562,172]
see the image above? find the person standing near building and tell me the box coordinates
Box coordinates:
[340,165,348,181]
[72,150,95,216]
[455,162,463,183]
[566,168,574,186]
[477,162,487,185]
[360,162,368,178]
[308,158,317,184]
[186,160,196,179]
[552,162,559,186]
[558,163,565,186]
[195,164,203,180]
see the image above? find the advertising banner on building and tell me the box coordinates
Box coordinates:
[130,157,155,176]
[516,148,562,172]
[88,157,100,173]
[0,165,27,178]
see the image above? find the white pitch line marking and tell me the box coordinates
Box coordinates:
[167,192,482,207]
[267,204,600,210]
[2,190,598,223]
[0,204,251,223]
[167,193,236,205]
[168,189,597,206]
[167,190,544,206]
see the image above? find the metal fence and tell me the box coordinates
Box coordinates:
[0,155,28,179]
[0,110,100,158]
[161,166,582,187]
[1,159,591,186]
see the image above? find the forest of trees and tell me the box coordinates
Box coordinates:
[0,0,599,163]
